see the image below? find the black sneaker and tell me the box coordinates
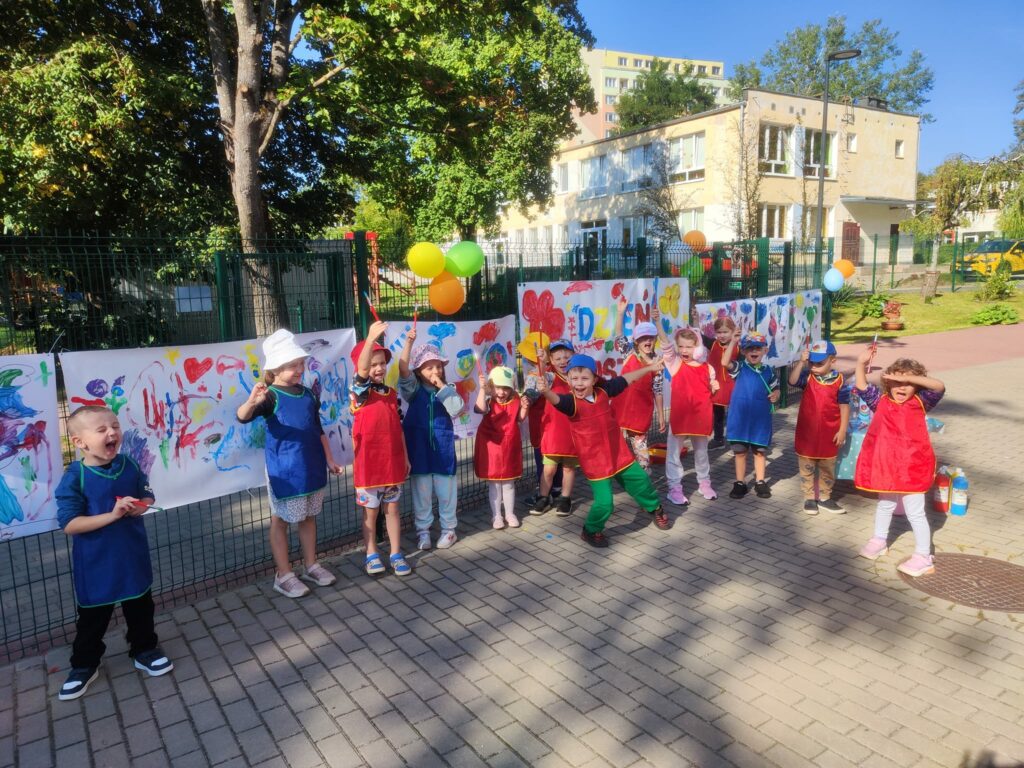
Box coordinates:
[58,667,99,701]
[729,481,748,499]
[529,495,551,515]
[133,648,174,677]
[554,496,572,517]
[580,529,609,548]
[754,480,771,498]
[803,500,819,515]
[818,498,845,514]
[709,437,726,449]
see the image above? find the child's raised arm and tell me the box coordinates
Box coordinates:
[622,356,664,385]
[854,347,875,391]
[398,326,417,379]
[615,295,628,340]
[882,371,945,395]
[788,348,809,386]
[358,320,389,378]
[473,374,488,414]
[651,304,670,349]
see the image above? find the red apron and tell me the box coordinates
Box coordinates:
[612,353,656,434]
[351,387,407,488]
[540,373,577,457]
[474,399,523,480]
[794,373,844,459]
[855,395,935,493]
[708,341,737,406]
[669,362,714,437]
[568,390,636,480]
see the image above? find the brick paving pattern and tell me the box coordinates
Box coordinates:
[3,328,1024,767]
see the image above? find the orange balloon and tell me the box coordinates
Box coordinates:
[428,271,465,315]
[683,230,707,251]
[833,259,856,279]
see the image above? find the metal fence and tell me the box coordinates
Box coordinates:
[1,231,819,661]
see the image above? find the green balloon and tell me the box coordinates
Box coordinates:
[682,255,705,282]
[444,241,486,277]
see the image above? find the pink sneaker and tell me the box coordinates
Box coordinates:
[697,479,717,500]
[505,512,520,528]
[859,537,889,560]
[667,485,688,506]
[897,553,935,577]
[492,514,504,530]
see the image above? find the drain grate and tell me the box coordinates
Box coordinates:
[899,553,1024,612]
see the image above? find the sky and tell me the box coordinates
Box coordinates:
[577,0,1022,172]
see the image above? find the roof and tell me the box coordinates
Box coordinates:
[840,196,919,207]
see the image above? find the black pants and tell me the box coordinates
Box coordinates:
[70,590,158,669]
[713,404,727,441]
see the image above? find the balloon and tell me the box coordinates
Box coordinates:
[445,241,486,278]
[428,271,465,315]
[833,259,856,279]
[406,242,445,279]
[683,230,707,251]
[823,268,845,292]
[682,255,705,282]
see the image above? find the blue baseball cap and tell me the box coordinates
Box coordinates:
[808,340,837,362]
[633,322,658,341]
[566,354,597,374]
[548,338,575,353]
[740,332,767,349]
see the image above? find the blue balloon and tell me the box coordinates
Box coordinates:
[823,268,845,292]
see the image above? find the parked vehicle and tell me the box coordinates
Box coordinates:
[962,239,1024,276]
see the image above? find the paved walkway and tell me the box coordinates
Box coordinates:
[5,327,1024,768]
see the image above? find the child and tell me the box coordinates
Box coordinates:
[521,341,562,506]
[351,320,411,577]
[788,340,850,515]
[726,332,780,499]
[237,329,342,598]
[854,351,945,576]
[658,326,720,505]
[527,338,578,517]
[400,330,464,550]
[536,353,667,547]
[474,366,530,529]
[55,406,173,700]
[611,296,665,472]
[705,317,738,447]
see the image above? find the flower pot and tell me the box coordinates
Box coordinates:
[881,319,904,331]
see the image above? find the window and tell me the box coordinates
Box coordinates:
[620,78,629,89]
[605,129,615,138]
[526,228,538,245]
[634,58,643,67]
[895,139,905,159]
[605,112,618,123]
[678,208,705,235]
[803,129,834,178]
[711,87,720,96]
[697,65,707,74]
[668,132,706,181]
[846,133,858,153]
[618,56,627,66]
[621,216,647,246]
[757,205,788,238]
[175,285,212,313]
[580,155,608,199]
[645,60,651,68]
[802,207,830,239]
[555,162,569,194]
[673,63,680,73]
[605,94,617,105]
[712,66,721,75]
[604,77,617,89]
[759,124,792,174]
[621,143,654,191]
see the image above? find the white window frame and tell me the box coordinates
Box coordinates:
[697,64,707,74]
[759,124,792,175]
[712,66,721,75]
[802,206,831,240]
[846,132,858,153]
[579,154,608,200]
[803,129,835,179]
[605,112,618,123]
[677,208,705,236]
[895,139,905,159]
[617,56,627,66]
[633,58,643,67]
[604,76,617,89]
[668,132,706,182]
[757,204,788,238]
[604,94,617,105]
[620,144,654,192]
[555,163,569,194]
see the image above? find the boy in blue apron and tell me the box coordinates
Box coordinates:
[55,406,173,700]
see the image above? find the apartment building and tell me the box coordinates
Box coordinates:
[574,48,731,144]
[499,89,921,264]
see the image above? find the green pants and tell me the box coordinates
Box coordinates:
[584,461,661,533]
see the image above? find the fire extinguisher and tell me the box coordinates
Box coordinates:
[932,466,951,514]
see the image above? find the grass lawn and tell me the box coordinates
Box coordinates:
[829,287,1024,344]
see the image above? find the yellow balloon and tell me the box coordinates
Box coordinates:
[429,271,465,315]
[833,259,856,279]
[407,242,445,279]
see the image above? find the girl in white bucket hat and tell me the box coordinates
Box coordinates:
[473,365,529,530]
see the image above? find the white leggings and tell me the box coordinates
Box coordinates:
[666,433,710,487]
[874,493,931,556]
[487,481,516,518]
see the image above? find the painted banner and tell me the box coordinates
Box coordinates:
[378,315,517,440]
[0,354,63,540]
[517,278,690,376]
[60,329,356,510]
[695,290,822,367]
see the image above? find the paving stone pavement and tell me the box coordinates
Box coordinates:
[4,346,1024,768]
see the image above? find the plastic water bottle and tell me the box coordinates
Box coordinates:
[950,470,969,516]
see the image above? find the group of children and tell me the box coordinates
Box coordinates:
[53,313,946,701]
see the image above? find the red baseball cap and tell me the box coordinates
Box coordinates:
[351,340,392,366]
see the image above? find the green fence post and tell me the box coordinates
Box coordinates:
[871,234,878,294]
[637,237,647,274]
[659,242,666,277]
[327,247,343,327]
[782,240,793,294]
[296,300,305,333]
[823,290,833,342]
[950,234,958,293]
[353,230,371,337]
[230,252,245,339]
[755,238,769,297]
[214,250,232,341]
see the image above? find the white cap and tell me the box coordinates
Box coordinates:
[262,329,309,371]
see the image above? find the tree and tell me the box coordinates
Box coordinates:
[727,17,934,121]
[615,59,715,133]
[1013,79,1024,149]
[632,144,697,244]
[719,113,764,242]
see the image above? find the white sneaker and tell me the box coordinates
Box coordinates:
[273,571,310,599]
[417,532,432,551]
[436,530,457,549]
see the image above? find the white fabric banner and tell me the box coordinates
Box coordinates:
[0,354,63,540]
[517,278,690,374]
[60,329,356,511]
[379,315,518,440]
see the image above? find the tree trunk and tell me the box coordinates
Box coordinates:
[921,238,940,303]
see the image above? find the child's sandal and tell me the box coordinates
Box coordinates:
[390,553,412,577]
[365,553,385,575]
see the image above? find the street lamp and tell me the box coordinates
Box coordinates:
[816,47,860,339]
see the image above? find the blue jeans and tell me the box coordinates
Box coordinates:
[411,474,458,534]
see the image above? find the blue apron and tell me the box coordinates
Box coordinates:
[726,362,775,447]
[265,386,327,498]
[403,385,456,476]
[71,456,153,607]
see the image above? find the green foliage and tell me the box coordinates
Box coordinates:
[970,304,1020,326]
[614,59,715,133]
[1014,79,1024,148]
[859,293,894,318]
[828,282,860,308]
[324,195,414,267]
[997,184,1024,238]
[975,261,1016,302]
[726,16,934,120]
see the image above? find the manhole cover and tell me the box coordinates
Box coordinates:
[899,553,1024,611]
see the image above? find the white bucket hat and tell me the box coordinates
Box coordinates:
[488,366,515,388]
[262,329,309,371]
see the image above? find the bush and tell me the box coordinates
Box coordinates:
[975,261,1016,302]
[859,293,894,318]
[970,304,1020,326]
[828,283,860,309]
